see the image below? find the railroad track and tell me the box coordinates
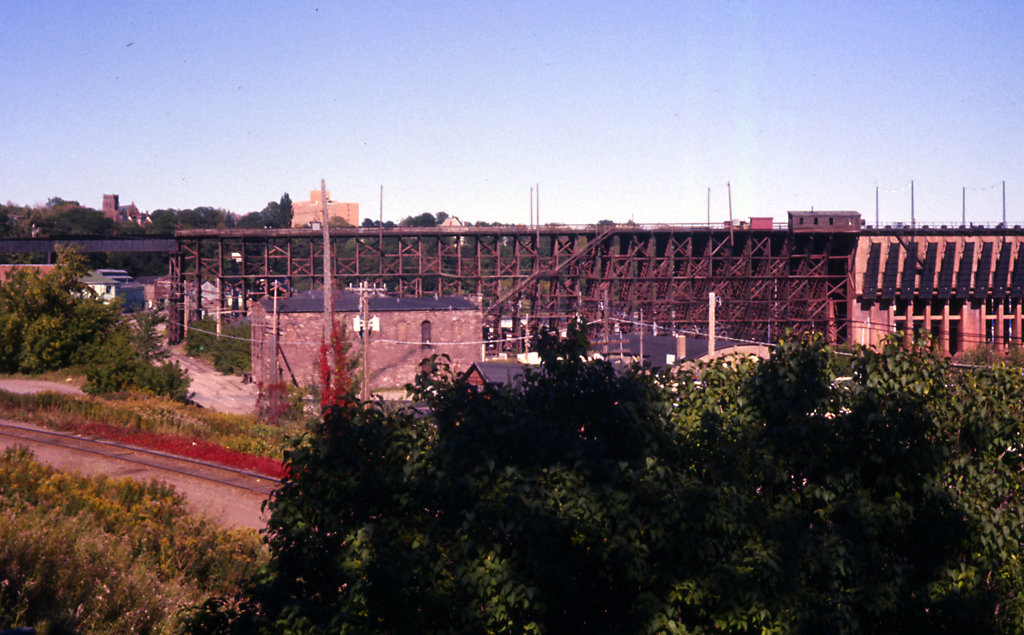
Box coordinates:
[0,419,281,496]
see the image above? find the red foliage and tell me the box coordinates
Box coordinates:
[319,318,354,412]
[66,421,286,479]
[256,380,294,425]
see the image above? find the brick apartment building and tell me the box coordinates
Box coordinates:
[250,289,482,391]
[291,189,359,227]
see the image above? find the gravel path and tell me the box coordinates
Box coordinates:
[167,347,259,415]
[0,378,84,396]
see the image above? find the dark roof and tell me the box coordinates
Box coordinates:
[466,361,528,386]
[260,289,479,314]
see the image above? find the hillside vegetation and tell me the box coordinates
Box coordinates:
[0,448,264,633]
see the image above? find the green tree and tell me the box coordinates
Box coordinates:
[190,329,1024,633]
[0,245,120,373]
[277,192,293,227]
[184,318,251,375]
[83,322,192,402]
[146,209,179,234]
[176,207,230,229]
[399,211,441,227]
[51,206,114,235]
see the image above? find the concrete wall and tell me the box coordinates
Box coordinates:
[850,233,1024,357]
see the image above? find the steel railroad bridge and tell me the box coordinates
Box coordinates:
[167,220,857,346]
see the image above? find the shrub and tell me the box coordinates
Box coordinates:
[202,328,1024,632]
[255,380,308,426]
[0,448,265,632]
[84,322,192,402]
[185,318,251,375]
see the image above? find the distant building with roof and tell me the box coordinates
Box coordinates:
[102,194,146,224]
[291,189,359,228]
[79,269,146,311]
[135,275,172,310]
[249,289,482,391]
[463,360,528,390]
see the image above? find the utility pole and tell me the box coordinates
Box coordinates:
[708,291,716,357]
[535,184,541,254]
[361,287,369,402]
[351,281,384,401]
[321,179,333,340]
[214,278,220,337]
[378,189,384,281]
[911,180,915,228]
[272,280,280,383]
[639,308,644,365]
[603,288,610,357]
[727,181,734,245]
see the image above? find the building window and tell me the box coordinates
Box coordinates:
[421,320,432,348]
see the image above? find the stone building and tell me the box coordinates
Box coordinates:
[250,289,482,391]
[102,194,143,223]
[291,189,359,227]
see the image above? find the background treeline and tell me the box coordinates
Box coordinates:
[0,195,297,275]
[191,328,1024,633]
[1,195,519,276]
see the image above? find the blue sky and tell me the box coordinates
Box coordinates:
[2,1,1023,226]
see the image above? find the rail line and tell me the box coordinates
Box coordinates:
[0,419,281,496]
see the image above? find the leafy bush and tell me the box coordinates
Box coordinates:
[961,343,1024,367]
[185,318,251,375]
[84,319,192,402]
[197,326,1024,633]
[255,380,309,426]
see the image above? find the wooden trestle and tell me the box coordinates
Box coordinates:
[169,224,857,348]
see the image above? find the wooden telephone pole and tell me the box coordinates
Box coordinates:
[350,281,384,401]
[321,179,333,339]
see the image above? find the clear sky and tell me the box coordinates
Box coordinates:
[2,1,1023,227]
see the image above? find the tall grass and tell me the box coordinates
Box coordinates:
[0,448,265,633]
